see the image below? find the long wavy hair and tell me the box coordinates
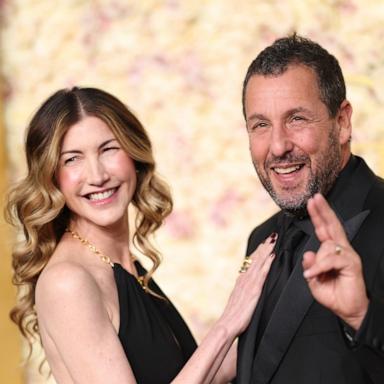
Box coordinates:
[5,87,173,346]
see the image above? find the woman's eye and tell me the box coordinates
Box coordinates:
[103,146,119,152]
[64,156,78,165]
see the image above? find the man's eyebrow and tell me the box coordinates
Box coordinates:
[246,107,313,123]
[246,113,269,124]
[285,107,312,116]
[60,138,118,156]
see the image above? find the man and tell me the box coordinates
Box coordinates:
[237,34,384,384]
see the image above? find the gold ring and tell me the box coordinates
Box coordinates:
[239,256,252,273]
[335,244,342,255]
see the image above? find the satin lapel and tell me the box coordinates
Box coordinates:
[344,210,370,240]
[250,210,370,384]
[249,233,317,383]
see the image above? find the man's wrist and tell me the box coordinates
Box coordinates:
[341,298,369,331]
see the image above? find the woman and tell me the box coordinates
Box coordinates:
[6,87,275,383]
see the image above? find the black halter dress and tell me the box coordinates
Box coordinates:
[113,261,197,384]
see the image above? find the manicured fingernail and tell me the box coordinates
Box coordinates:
[270,238,276,244]
[271,232,277,239]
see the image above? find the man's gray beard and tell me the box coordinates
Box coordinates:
[254,132,342,217]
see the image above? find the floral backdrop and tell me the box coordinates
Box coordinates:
[1,0,384,382]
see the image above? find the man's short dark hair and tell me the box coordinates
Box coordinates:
[242,33,346,118]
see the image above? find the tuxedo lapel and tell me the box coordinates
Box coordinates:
[250,211,370,384]
[249,233,317,383]
[344,210,370,240]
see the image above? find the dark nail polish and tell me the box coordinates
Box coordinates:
[271,232,277,239]
[270,238,276,244]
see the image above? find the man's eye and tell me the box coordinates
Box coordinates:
[250,122,268,131]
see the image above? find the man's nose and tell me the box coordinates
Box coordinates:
[269,124,294,158]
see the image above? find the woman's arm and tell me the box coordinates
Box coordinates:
[212,342,237,384]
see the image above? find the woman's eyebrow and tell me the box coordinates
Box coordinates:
[60,138,118,156]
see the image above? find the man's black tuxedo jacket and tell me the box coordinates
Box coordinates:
[237,156,384,384]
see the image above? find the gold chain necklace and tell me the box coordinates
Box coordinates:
[66,228,145,289]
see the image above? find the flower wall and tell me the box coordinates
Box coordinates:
[1,1,384,382]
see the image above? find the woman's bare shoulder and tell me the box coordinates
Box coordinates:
[35,259,103,319]
[36,238,105,300]
[36,260,95,295]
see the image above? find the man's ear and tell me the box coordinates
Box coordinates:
[336,100,353,145]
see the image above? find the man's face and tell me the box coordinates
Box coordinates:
[244,64,351,214]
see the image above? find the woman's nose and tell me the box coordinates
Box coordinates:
[86,158,110,186]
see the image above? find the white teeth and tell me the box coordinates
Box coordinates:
[88,189,116,201]
[274,165,301,174]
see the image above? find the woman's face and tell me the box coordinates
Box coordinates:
[56,116,137,231]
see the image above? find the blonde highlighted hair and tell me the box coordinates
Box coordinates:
[5,87,172,346]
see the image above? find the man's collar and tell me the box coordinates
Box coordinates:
[325,154,359,204]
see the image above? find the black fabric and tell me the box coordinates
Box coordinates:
[113,261,197,384]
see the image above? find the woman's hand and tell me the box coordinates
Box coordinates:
[219,234,276,336]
